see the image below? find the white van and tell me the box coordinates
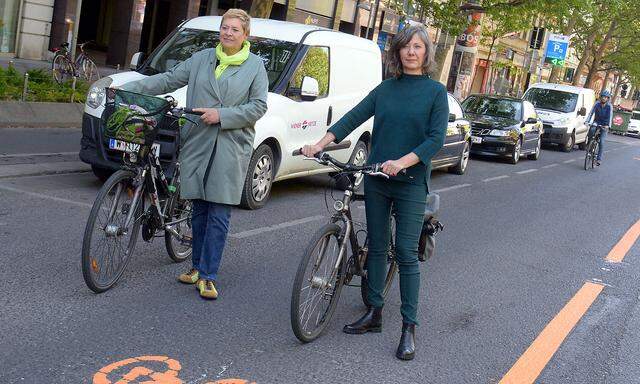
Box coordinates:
[627,110,640,137]
[80,16,381,209]
[523,83,595,152]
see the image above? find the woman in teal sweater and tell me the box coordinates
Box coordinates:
[302,25,448,360]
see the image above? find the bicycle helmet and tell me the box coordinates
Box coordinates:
[600,90,611,98]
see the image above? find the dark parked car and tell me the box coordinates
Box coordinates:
[461,95,542,164]
[431,93,472,174]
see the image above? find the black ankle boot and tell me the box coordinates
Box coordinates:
[343,307,382,334]
[395,322,416,360]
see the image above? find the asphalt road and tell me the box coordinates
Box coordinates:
[1,131,640,384]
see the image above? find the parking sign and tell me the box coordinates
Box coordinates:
[544,33,570,66]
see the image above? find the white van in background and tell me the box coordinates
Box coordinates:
[627,111,640,137]
[523,83,595,152]
[80,17,381,209]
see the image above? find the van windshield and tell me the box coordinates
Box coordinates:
[632,112,640,121]
[139,28,297,91]
[523,88,579,113]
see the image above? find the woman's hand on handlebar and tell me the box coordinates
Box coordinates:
[301,144,324,158]
[382,159,407,177]
[192,108,220,125]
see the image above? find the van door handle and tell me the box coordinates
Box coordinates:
[327,106,333,126]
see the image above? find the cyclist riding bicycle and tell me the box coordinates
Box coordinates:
[585,89,613,166]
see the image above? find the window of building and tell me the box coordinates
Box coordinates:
[564,68,575,83]
[0,0,20,53]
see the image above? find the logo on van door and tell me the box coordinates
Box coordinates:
[291,120,318,130]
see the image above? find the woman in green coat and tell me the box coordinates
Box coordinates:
[122,9,268,300]
[302,25,448,360]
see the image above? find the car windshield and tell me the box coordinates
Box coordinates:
[462,96,522,120]
[632,112,640,121]
[523,88,578,113]
[139,28,297,91]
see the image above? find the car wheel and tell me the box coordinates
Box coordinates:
[509,138,521,165]
[562,133,575,152]
[449,141,470,175]
[239,144,275,210]
[335,140,368,190]
[527,136,541,160]
[91,165,113,183]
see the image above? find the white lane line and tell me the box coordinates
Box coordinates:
[0,184,92,208]
[516,169,538,175]
[432,183,472,193]
[604,150,612,153]
[542,164,559,169]
[0,151,77,158]
[229,215,325,239]
[483,175,509,182]
[563,159,575,163]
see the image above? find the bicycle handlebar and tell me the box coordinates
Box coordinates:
[293,150,408,178]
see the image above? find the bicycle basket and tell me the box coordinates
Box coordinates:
[102,88,171,147]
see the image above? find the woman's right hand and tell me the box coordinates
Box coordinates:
[301,144,324,158]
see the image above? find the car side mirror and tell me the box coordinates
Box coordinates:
[526,117,538,124]
[300,76,319,102]
[130,52,144,70]
[578,107,587,116]
[448,113,457,123]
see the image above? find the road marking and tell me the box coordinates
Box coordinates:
[499,282,604,384]
[483,175,509,182]
[633,157,640,161]
[0,184,92,208]
[563,159,575,163]
[516,169,538,175]
[542,164,559,169]
[229,215,325,239]
[432,183,472,193]
[605,218,640,263]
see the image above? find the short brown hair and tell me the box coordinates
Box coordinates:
[222,8,251,35]
[386,25,436,78]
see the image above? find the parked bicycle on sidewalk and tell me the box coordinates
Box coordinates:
[51,41,100,84]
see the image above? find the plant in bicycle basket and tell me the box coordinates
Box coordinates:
[105,104,158,144]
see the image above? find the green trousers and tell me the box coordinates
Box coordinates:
[364,175,427,325]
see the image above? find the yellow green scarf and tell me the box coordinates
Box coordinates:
[215,41,250,79]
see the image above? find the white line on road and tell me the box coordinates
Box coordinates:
[542,164,559,169]
[229,215,325,239]
[563,159,576,163]
[0,151,77,158]
[0,184,92,208]
[516,169,538,175]
[432,183,472,193]
[483,175,510,182]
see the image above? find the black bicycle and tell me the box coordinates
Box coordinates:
[290,152,442,342]
[584,124,605,170]
[81,89,202,293]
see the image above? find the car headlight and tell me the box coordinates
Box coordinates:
[490,129,510,137]
[86,77,113,109]
[554,117,573,127]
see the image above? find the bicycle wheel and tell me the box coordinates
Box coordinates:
[82,59,100,82]
[164,189,193,263]
[82,170,143,293]
[361,215,398,307]
[52,54,72,84]
[584,141,593,170]
[291,223,346,343]
[591,140,599,169]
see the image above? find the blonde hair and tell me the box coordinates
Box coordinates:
[222,8,251,35]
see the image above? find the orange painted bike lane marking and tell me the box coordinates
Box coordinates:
[499,282,604,384]
[605,218,640,263]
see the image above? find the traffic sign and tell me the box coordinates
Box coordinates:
[544,33,570,67]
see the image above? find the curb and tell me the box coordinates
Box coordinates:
[0,101,83,129]
[0,161,91,179]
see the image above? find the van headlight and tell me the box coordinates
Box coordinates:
[554,116,573,127]
[86,77,113,109]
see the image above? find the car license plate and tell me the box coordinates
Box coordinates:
[109,139,140,153]
[471,136,482,144]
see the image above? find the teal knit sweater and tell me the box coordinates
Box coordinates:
[328,74,449,185]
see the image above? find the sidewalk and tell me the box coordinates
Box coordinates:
[0,56,121,78]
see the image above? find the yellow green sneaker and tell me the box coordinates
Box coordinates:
[197,279,218,300]
[178,268,199,284]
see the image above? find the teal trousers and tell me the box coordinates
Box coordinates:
[363,175,427,325]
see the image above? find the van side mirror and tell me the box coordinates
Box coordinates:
[578,107,587,116]
[130,52,144,70]
[448,113,457,123]
[300,76,320,101]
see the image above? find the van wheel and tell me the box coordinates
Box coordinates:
[335,140,368,190]
[240,144,275,210]
[91,165,113,183]
[449,141,470,175]
[562,133,575,152]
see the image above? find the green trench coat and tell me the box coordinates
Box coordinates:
[122,48,269,205]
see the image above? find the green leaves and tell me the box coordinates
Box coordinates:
[0,64,90,103]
